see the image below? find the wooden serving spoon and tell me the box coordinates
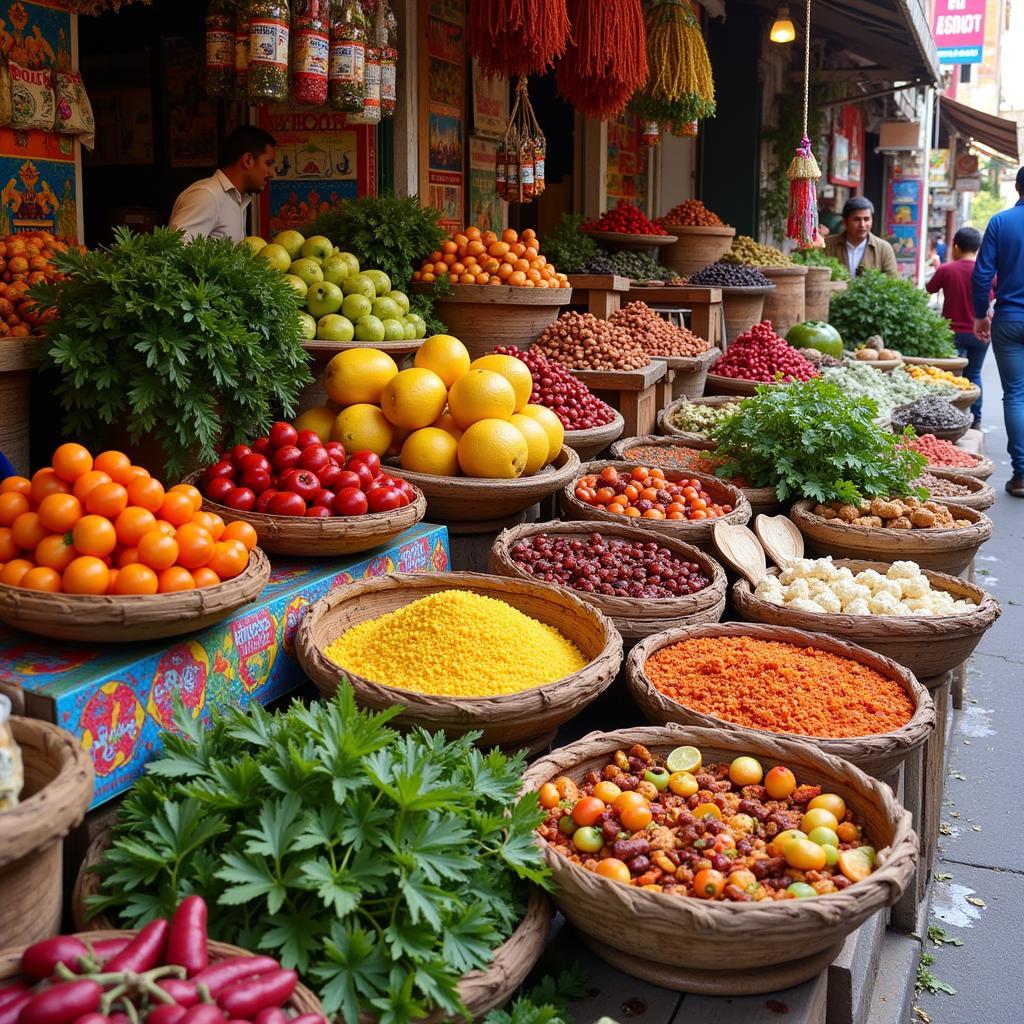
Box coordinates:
[755,513,805,567]
[711,521,768,586]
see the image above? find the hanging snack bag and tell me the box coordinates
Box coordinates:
[55,70,96,148]
[9,59,54,131]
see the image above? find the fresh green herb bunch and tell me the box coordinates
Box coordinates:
[829,269,956,357]
[88,686,549,1024]
[711,377,927,504]
[790,247,850,281]
[33,228,311,478]
[540,214,601,275]
[303,194,446,291]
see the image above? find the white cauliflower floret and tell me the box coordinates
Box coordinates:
[807,557,836,580]
[789,598,825,613]
[898,577,930,600]
[902,596,933,614]
[952,598,977,612]
[814,590,842,614]
[778,566,799,585]
[839,582,872,607]
[807,578,831,597]
[791,557,817,576]
[887,560,922,580]
[829,579,860,605]
[868,591,902,616]
[871,577,903,600]
[854,569,887,592]
[834,566,855,582]
[843,598,871,616]
[754,577,783,600]
[759,589,785,605]
[786,578,811,601]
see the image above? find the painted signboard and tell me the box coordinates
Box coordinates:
[933,0,986,64]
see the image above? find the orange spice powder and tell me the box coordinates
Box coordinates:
[644,636,914,738]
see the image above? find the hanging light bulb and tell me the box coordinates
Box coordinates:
[770,4,796,43]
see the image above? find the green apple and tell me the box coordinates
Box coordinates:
[406,313,427,337]
[282,274,308,299]
[243,235,267,255]
[316,314,355,342]
[306,281,344,317]
[290,258,324,288]
[342,273,376,299]
[371,295,401,320]
[363,270,392,296]
[301,235,334,262]
[298,311,317,340]
[354,314,385,343]
[381,318,406,342]
[387,289,410,314]
[321,255,351,286]
[402,319,418,341]
[337,251,360,277]
[272,230,305,259]
[341,293,372,320]
[259,243,292,272]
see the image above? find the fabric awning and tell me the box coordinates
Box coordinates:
[940,98,1022,164]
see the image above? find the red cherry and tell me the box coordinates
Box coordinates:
[205,477,234,503]
[296,429,322,450]
[269,421,299,449]
[298,445,330,473]
[224,486,256,511]
[272,445,302,472]
[332,486,368,516]
[268,490,306,516]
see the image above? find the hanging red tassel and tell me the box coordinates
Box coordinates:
[556,0,647,121]
[786,136,821,247]
[467,0,570,79]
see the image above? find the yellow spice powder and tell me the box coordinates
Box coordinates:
[322,589,586,697]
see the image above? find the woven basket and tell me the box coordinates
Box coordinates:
[703,371,788,397]
[657,347,718,401]
[657,395,743,449]
[892,417,970,442]
[564,411,625,462]
[731,560,1000,679]
[520,724,916,994]
[0,929,323,1016]
[790,499,992,576]
[658,224,736,278]
[185,472,426,557]
[926,452,994,481]
[949,385,981,412]
[845,355,903,372]
[802,266,833,322]
[560,461,751,550]
[759,265,808,336]
[718,286,774,345]
[295,571,622,749]
[388,445,580,524]
[0,548,271,643]
[0,337,39,476]
[626,622,933,782]
[1,717,94,947]
[489,520,726,640]
[921,468,996,510]
[902,354,969,372]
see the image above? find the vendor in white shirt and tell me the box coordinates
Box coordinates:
[824,197,899,278]
[168,126,277,243]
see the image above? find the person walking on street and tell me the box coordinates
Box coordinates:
[973,166,1024,497]
[824,197,900,278]
[927,226,986,429]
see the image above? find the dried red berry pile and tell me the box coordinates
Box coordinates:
[711,322,820,383]
[658,200,724,227]
[902,433,982,469]
[582,200,668,236]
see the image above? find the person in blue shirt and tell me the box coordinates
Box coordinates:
[973,166,1024,497]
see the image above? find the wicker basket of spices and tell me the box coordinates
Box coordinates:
[657,395,743,448]
[920,468,996,510]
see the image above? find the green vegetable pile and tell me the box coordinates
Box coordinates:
[88,687,549,1024]
[712,377,927,503]
[789,247,850,281]
[540,214,602,275]
[34,228,312,478]
[828,269,956,357]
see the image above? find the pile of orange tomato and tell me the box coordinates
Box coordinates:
[412,226,569,288]
[573,465,733,521]
[0,444,257,595]
[0,230,73,338]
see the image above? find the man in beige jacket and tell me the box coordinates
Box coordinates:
[824,197,899,278]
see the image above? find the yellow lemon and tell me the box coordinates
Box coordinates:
[457,419,529,478]
[470,354,534,412]
[379,367,449,430]
[509,413,551,475]
[324,348,398,406]
[514,404,564,463]
[414,334,472,388]
[447,369,517,429]
[294,405,336,443]
[330,404,394,456]
[401,427,460,476]
[432,410,464,441]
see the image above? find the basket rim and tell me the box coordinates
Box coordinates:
[713,283,776,295]
[755,264,808,276]
[658,223,736,236]
[413,282,573,303]
[704,370,795,390]
[581,229,679,245]
[790,498,992,545]
[564,409,625,443]
[386,444,580,493]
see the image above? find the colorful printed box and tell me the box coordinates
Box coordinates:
[0,524,450,807]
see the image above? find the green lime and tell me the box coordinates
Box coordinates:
[666,745,702,774]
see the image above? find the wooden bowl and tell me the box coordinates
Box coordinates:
[657,395,744,449]
[561,461,751,550]
[731,560,1000,678]
[295,571,623,750]
[520,724,916,994]
[703,371,794,397]
[389,445,580,523]
[895,418,971,442]
[0,548,271,642]
[564,410,625,461]
[489,520,727,640]
[949,385,981,411]
[626,621,933,783]
[186,472,426,557]
[789,499,992,576]
[902,354,969,371]
[919,468,996,510]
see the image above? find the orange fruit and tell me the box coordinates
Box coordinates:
[221,521,257,551]
[379,368,449,430]
[168,484,203,513]
[86,482,128,519]
[115,506,157,546]
[63,556,111,595]
[331,404,394,457]
[400,427,459,476]
[0,490,29,526]
[72,515,118,557]
[207,539,249,580]
[126,476,165,513]
[159,492,196,527]
[157,566,196,593]
[0,527,19,561]
[191,511,224,539]
[447,369,517,429]
[192,567,221,588]
[51,443,93,482]
[0,559,34,586]
[11,512,47,551]
[456,419,529,479]
[515,405,565,462]
[93,450,133,485]
[21,566,62,592]
[126,465,150,482]
[324,348,398,405]
[174,523,214,569]
[37,493,82,533]
[508,414,551,475]
[117,547,140,567]
[507,270,526,286]
[31,468,71,504]
[469,354,533,412]
[137,530,179,571]
[150,520,178,537]
[34,534,74,572]
[413,334,471,388]
[294,406,336,443]
[72,470,112,503]
[0,476,30,496]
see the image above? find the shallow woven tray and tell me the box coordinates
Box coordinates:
[731,560,1000,678]
[295,571,623,749]
[564,411,625,461]
[789,499,992,576]
[845,355,903,372]
[902,354,969,371]
[520,724,916,995]
[489,520,727,640]
[921,468,996,510]
[948,385,981,411]
[657,395,744,449]
[186,471,426,556]
[581,229,678,249]
[925,452,994,480]
[893,418,970,442]
[0,547,271,642]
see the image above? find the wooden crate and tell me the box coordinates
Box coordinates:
[571,361,667,437]
[568,274,631,318]
[629,285,725,348]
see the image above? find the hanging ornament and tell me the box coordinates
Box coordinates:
[467,0,570,79]
[497,77,547,204]
[785,0,821,247]
[642,121,661,146]
[556,0,647,122]
[675,120,699,137]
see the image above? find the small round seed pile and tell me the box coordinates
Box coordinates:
[892,396,971,432]
[721,236,792,267]
[533,311,650,371]
[609,301,710,357]
[687,261,773,288]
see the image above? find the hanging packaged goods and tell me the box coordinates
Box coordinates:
[329,0,367,112]
[205,0,236,98]
[497,77,546,204]
[233,0,250,99]
[248,0,291,102]
[291,0,329,105]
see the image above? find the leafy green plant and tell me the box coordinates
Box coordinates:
[483,968,587,1024]
[712,378,927,503]
[33,228,311,477]
[540,214,601,274]
[790,247,850,281]
[302,194,446,291]
[828,270,956,357]
[88,685,549,1024]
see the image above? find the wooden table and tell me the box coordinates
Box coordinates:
[571,361,667,437]
[629,285,725,348]
[568,274,631,318]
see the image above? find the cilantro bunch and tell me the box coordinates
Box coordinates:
[88,687,549,1024]
[712,378,927,504]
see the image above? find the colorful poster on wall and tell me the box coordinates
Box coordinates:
[606,113,647,207]
[471,59,506,135]
[256,108,376,236]
[887,175,922,276]
[828,104,864,188]
[425,0,464,231]
[929,149,950,188]
[468,135,503,232]
[0,0,80,240]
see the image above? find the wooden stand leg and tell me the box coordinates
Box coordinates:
[690,302,711,342]
[588,290,621,319]
[654,368,675,412]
